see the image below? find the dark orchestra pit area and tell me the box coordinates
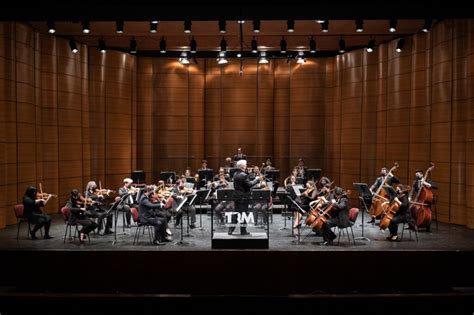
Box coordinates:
[1,212,473,314]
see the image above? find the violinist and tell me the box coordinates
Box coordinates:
[139,185,168,245]
[409,169,433,232]
[262,157,275,171]
[118,178,137,228]
[295,158,306,181]
[386,184,411,241]
[321,187,351,246]
[213,167,230,182]
[284,168,299,187]
[66,189,98,243]
[172,179,197,229]
[22,186,53,240]
[84,181,113,235]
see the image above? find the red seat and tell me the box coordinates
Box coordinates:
[131,207,139,223]
[348,207,360,223]
[61,206,87,243]
[336,207,360,246]
[14,204,42,240]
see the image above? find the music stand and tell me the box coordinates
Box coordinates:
[306,169,321,182]
[176,196,191,245]
[195,189,211,231]
[353,183,371,242]
[160,172,176,184]
[264,169,280,182]
[286,196,307,244]
[131,170,145,184]
[198,169,213,188]
[252,190,271,229]
[110,195,127,245]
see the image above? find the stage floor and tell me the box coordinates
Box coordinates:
[1,210,473,252]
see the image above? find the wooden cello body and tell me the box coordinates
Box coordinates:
[410,163,435,228]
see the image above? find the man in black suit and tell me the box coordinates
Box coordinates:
[138,186,168,245]
[228,159,260,235]
[320,187,351,245]
[233,147,247,163]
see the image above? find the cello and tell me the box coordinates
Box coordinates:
[379,185,411,230]
[369,162,399,220]
[311,189,351,232]
[410,163,435,228]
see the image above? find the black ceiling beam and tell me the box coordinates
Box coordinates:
[1,1,473,21]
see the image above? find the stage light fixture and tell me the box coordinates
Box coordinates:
[159,37,166,53]
[287,20,295,32]
[395,38,404,52]
[296,51,306,64]
[99,39,106,53]
[421,19,432,32]
[389,19,397,32]
[217,51,228,64]
[220,38,227,52]
[82,20,90,34]
[251,38,258,53]
[219,20,226,33]
[47,21,55,34]
[116,21,124,33]
[309,37,316,53]
[339,38,346,53]
[69,39,78,54]
[280,38,287,53]
[190,37,197,53]
[258,51,269,64]
[356,19,364,32]
[253,19,261,33]
[184,20,192,33]
[151,18,159,24]
[179,51,190,64]
[130,37,137,54]
[150,22,158,33]
[366,39,375,53]
[321,20,329,32]
[315,19,325,24]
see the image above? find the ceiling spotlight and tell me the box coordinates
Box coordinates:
[366,39,375,53]
[219,20,226,33]
[184,20,192,33]
[220,38,227,52]
[356,19,364,32]
[130,37,137,54]
[389,19,397,32]
[190,37,197,53]
[237,19,245,24]
[395,38,404,52]
[159,37,166,53]
[179,51,190,64]
[237,52,242,58]
[339,38,346,53]
[258,51,269,64]
[287,20,295,32]
[116,20,124,33]
[251,38,258,53]
[421,19,432,33]
[47,21,55,34]
[253,19,261,33]
[296,51,306,64]
[321,20,329,32]
[82,20,90,34]
[217,51,228,64]
[150,22,158,33]
[99,39,106,53]
[315,19,326,24]
[69,39,78,54]
[151,18,159,24]
[309,37,316,53]
[280,38,287,53]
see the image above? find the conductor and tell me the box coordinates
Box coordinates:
[228,159,261,235]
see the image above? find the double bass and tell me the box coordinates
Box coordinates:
[369,162,399,220]
[410,163,435,228]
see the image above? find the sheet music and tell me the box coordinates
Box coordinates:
[293,184,304,197]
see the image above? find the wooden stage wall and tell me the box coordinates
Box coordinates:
[0,20,473,228]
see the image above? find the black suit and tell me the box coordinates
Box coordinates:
[229,169,259,234]
[138,195,167,242]
[23,196,51,237]
[322,195,350,242]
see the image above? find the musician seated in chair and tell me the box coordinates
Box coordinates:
[321,187,351,246]
[23,186,53,240]
[386,184,411,241]
[118,178,138,228]
[139,186,169,246]
[171,179,197,229]
[84,181,113,235]
[66,189,98,243]
[294,181,318,229]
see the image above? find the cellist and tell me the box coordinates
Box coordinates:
[386,184,411,241]
[320,187,351,246]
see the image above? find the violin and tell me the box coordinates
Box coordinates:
[36,183,57,202]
